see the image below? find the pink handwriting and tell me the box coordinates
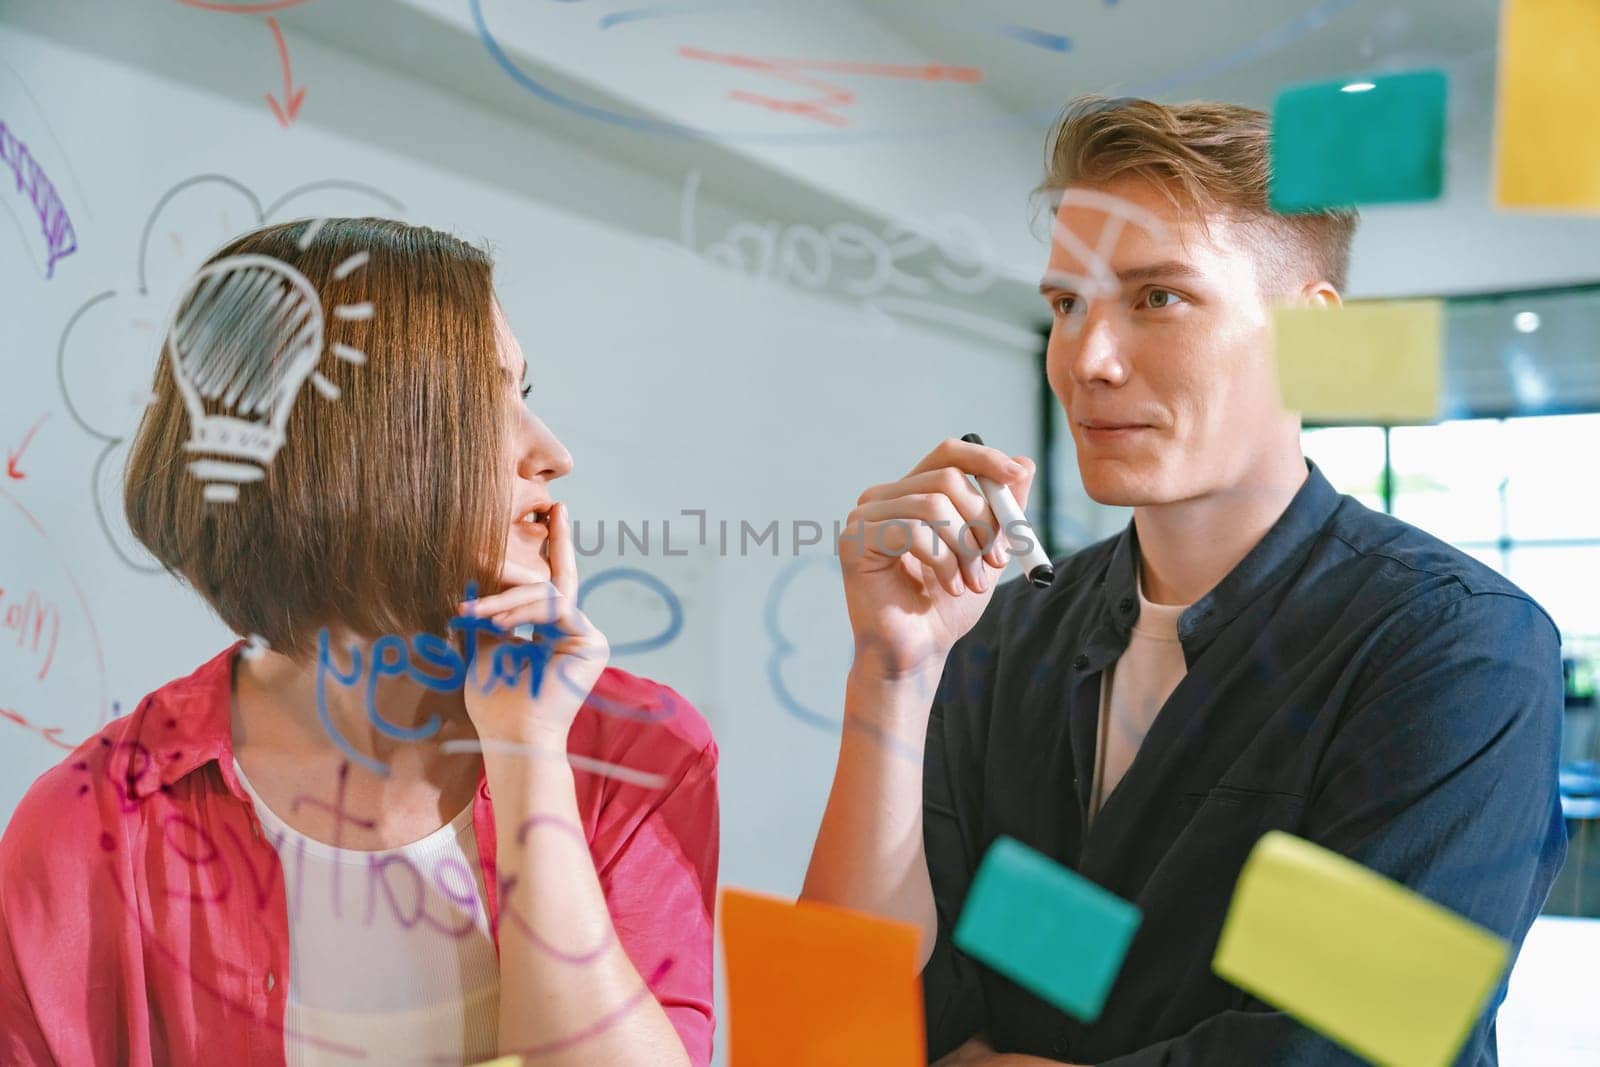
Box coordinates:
[0,706,72,750]
[0,582,62,680]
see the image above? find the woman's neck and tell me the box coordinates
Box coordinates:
[233,637,478,778]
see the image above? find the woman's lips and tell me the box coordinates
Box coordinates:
[510,518,548,542]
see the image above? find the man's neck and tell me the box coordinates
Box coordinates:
[1133,451,1310,607]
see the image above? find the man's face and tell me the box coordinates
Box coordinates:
[1041,175,1301,508]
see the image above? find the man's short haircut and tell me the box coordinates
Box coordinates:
[125,217,509,659]
[1041,95,1359,294]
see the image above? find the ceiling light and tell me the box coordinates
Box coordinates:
[1513,311,1541,334]
[1341,81,1377,93]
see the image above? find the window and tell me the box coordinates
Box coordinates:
[1301,427,1386,512]
[1302,413,1600,644]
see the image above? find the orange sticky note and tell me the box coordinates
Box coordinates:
[1494,0,1600,210]
[721,888,925,1067]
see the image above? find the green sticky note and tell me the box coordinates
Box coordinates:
[1213,832,1510,1067]
[953,837,1141,1022]
[1271,70,1448,213]
[1272,299,1444,424]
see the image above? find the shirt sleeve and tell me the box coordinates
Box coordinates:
[922,596,1007,1061]
[0,752,136,1067]
[1095,591,1567,1067]
[594,740,720,1067]
[0,876,56,1066]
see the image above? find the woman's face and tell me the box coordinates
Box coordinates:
[493,300,573,585]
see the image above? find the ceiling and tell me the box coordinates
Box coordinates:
[15,0,1585,346]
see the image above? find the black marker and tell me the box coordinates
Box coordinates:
[961,433,1054,589]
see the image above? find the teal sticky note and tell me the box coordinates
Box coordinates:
[953,837,1141,1021]
[1270,69,1448,213]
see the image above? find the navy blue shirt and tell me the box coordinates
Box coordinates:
[922,460,1566,1065]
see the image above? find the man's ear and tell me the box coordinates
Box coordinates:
[1302,280,1342,308]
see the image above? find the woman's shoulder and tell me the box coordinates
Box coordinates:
[0,648,237,897]
[571,665,718,781]
[0,710,138,907]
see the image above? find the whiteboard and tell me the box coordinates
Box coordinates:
[0,1,1044,912]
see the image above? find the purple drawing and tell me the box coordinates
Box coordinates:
[0,118,77,278]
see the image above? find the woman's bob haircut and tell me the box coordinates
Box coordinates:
[125,217,511,660]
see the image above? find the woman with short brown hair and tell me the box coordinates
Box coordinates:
[0,218,718,1067]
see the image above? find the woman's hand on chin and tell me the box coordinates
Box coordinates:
[457,502,609,748]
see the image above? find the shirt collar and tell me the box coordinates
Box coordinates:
[117,641,246,802]
[1096,458,1341,653]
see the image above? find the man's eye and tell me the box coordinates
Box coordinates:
[1144,288,1185,309]
[1054,295,1079,316]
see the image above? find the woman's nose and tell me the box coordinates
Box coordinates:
[518,417,573,481]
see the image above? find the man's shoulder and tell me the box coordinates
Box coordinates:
[1322,498,1557,630]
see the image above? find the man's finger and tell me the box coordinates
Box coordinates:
[906,437,1025,487]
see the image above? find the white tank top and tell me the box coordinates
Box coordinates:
[233,758,502,1065]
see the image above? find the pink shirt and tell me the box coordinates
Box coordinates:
[0,644,719,1065]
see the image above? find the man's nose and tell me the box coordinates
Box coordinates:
[1069,306,1128,387]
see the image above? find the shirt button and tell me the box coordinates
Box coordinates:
[265,970,277,993]
[1119,597,1135,613]
[1073,653,1090,670]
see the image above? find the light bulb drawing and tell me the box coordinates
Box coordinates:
[162,222,372,503]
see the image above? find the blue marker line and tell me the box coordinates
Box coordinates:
[474,0,1351,144]
[472,0,1067,144]
[998,25,1072,53]
[579,566,684,657]
[599,2,1073,54]
[763,555,841,733]
[763,555,923,763]
[1119,0,1360,99]
[315,629,389,777]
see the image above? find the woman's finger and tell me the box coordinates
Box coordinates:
[496,559,548,589]
[547,502,580,603]
[465,582,563,620]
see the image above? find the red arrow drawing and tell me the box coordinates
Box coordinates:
[264,16,307,127]
[678,46,983,127]
[7,414,48,480]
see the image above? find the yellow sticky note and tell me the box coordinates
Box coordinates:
[1272,300,1443,423]
[1214,832,1510,1067]
[467,1058,523,1067]
[721,888,925,1067]
[1495,0,1600,211]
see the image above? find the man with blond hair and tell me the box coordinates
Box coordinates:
[804,96,1565,1065]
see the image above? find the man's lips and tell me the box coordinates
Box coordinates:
[1079,420,1155,436]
